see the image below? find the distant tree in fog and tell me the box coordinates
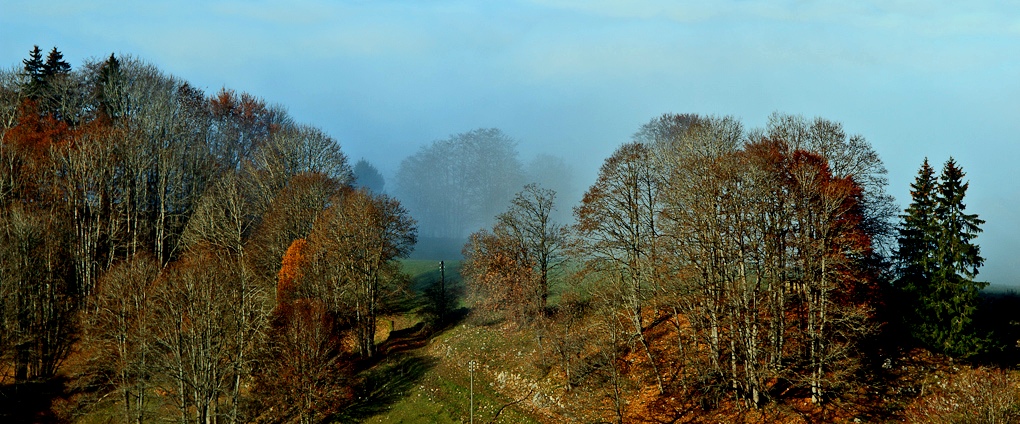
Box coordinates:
[353,158,385,193]
[394,128,523,238]
[525,154,574,224]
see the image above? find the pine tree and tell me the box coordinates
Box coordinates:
[896,158,986,357]
[352,158,385,193]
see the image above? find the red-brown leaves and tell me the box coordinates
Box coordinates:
[462,228,539,326]
[277,238,308,307]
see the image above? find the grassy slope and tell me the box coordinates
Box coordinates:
[351,260,542,423]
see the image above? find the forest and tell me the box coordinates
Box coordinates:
[1,46,1018,423]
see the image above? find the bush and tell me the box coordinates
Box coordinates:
[904,367,1020,423]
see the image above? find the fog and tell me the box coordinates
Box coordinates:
[4,1,1020,285]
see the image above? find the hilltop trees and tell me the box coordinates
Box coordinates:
[896,158,986,357]
[0,46,385,422]
[538,113,891,416]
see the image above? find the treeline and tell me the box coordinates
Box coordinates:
[0,46,415,423]
[462,113,991,421]
[393,128,575,240]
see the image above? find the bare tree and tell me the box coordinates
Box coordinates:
[0,204,75,383]
[498,183,568,311]
[148,246,266,424]
[308,188,417,358]
[574,142,664,393]
[85,254,159,423]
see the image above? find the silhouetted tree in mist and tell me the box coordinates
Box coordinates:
[353,158,385,193]
[394,128,523,239]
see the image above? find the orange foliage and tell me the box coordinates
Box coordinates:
[277,238,308,306]
[5,99,69,199]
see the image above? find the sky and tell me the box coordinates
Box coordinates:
[2,1,1019,285]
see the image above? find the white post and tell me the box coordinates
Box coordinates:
[469,360,477,424]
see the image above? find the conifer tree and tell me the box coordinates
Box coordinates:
[895,159,938,308]
[42,47,71,77]
[931,158,986,355]
[896,158,986,357]
[21,45,45,98]
[97,53,124,120]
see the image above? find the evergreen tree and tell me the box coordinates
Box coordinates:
[896,159,938,292]
[97,53,124,120]
[931,158,986,355]
[353,158,385,193]
[896,158,986,357]
[21,45,45,98]
[42,47,71,77]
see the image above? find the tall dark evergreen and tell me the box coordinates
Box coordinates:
[21,45,45,98]
[42,47,71,77]
[896,158,986,357]
[96,53,124,120]
[895,159,938,299]
[931,158,986,355]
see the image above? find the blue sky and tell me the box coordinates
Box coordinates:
[3,1,1019,285]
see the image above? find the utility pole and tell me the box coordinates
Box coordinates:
[469,359,477,424]
[439,260,446,322]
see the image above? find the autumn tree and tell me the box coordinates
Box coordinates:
[462,227,538,325]
[574,141,663,392]
[248,172,342,287]
[463,183,567,328]
[307,188,417,358]
[255,239,353,424]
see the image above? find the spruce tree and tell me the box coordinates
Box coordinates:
[97,53,124,120]
[21,45,45,98]
[931,158,986,355]
[896,159,938,294]
[896,158,986,357]
[42,47,71,77]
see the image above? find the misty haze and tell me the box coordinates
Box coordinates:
[1,2,1019,423]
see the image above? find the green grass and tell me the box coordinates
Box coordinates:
[354,324,543,424]
[401,259,464,292]
[351,260,544,423]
